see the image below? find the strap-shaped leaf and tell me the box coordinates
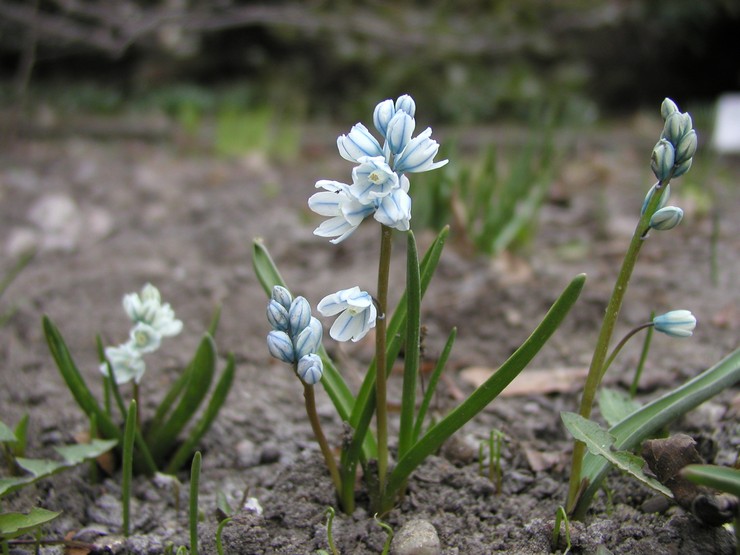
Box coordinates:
[682,464,740,497]
[145,334,216,463]
[383,273,586,510]
[165,354,236,474]
[43,316,120,441]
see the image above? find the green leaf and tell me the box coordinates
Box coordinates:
[0,421,16,443]
[682,464,740,497]
[165,354,236,474]
[384,273,586,510]
[0,439,118,498]
[413,328,456,443]
[572,346,740,519]
[43,316,121,442]
[598,388,641,427]
[561,412,672,498]
[398,231,421,460]
[146,334,216,464]
[0,507,60,539]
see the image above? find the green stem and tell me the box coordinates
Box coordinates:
[600,322,653,382]
[189,451,201,555]
[630,314,655,397]
[375,225,393,500]
[566,179,670,514]
[303,383,343,508]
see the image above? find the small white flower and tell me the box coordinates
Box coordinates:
[267,330,295,363]
[308,181,374,244]
[393,128,448,173]
[294,317,323,359]
[317,287,377,342]
[385,111,415,155]
[101,343,146,385]
[349,157,399,203]
[373,99,396,137]
[374,185,412,231]
[122,284,183,337]
[129,322,162,353]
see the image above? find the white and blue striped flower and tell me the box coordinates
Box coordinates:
[653,310,696,338]
[101,343,146,385]
[317,286,377,343]
[297,353,324,385]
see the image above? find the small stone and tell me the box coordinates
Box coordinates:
[236,439,260,468]
[259,444,281,464]
[391,519,441,555]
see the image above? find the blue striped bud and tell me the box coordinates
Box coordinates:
[649,206,683,231]
[653,310,696,338]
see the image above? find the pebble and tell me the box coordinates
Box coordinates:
[236,438,261,468]
[391,519,441,555]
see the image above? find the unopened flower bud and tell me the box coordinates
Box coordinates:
[641,182,670,216]
[294,317,323,359]
[653,310,696,338]
[651,139,675,181]
[267,299,290,331]
[297,353,323,385]
[649,206,683,230]
[675,129,697,164]
[395,94,416,117]
[271,286,293,310]
[661,98,679,120]
[672,158,693,178]
[373,99,395,137]
[288,296,312,336]
[267,330,295,363]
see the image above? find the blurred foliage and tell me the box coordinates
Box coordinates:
[1,0,738,124]
[411,129,555,256]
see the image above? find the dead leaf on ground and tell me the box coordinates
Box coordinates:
[459,366,588,396]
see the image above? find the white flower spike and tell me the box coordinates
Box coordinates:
[318,286,377,342]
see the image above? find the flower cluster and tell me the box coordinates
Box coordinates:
[100,283,183,385]
[651,98,697,182]
[308,94,448,243]
[266,286,324,384]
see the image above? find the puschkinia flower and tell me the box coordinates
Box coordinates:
[641,183,670,216]
[265,286,325,385]
[653,310,696,338]
[101,343,146,385]
[310,94,447,243]
[123,283,183,338]
[317,287,377,342]
[297,353,324,385]
[100,284,184,384]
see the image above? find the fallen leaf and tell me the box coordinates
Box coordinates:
[459,366,588,396]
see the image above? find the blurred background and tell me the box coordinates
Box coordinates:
[2,0,739,127]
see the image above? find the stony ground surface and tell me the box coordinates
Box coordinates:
[0,113,739,554]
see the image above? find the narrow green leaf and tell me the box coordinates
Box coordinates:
[13,458,65,478]
[208,305,222,337]
[561,412,672,498]
[398,231,421,460]
[165,355,236,474]
[573,346,740,519]
[413,328,457,443]
[190,451,202,555]
[43,316,121,441]
[122,401,137,537]
[252,238,288,297]
[598,388,641,428]
[12,414,29,457]
[682,464,740,497]
[146,334,216,463]
[0,507,60,539]
[384,274,586,508]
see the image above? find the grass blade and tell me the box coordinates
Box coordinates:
[189,451,202,555]
[682,464,740,497]
[165,354,236,474]
[398,231,421,460]
[122,401,136,537]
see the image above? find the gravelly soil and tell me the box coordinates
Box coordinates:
[0,114,738,554]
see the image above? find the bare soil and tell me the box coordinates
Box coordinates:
[1,115,738,554]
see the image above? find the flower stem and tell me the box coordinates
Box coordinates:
[375,225,393,499]
[303,383,343,505]
[566,180,670,516]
